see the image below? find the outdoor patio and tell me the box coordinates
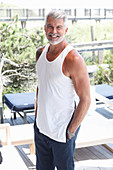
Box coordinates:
[0,108,113,170]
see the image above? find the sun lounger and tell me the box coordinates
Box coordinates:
[0,145,28,170]
[76,88,113,152]
[0,124,32,169]
[3,92,35,123]
[95,84,113,99]
[76,112,113,149]
[0,123,35,155]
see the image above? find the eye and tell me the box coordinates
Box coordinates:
[57,26,63,30]
[47,25,53,29]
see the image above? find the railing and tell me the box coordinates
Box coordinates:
[72,40,113,64]
[72,40,113,52]
[0,8,113,21]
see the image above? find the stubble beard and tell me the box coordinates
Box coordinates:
[47,33,65,45]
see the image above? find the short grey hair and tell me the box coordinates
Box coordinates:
[45,9,68,28]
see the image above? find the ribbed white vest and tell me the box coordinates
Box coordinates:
[36,44,76,142]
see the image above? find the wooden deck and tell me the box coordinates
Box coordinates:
[1,109,113,170]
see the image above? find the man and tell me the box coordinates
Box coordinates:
[34,9,91,170]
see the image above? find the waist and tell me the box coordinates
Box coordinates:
[36,106,75,142]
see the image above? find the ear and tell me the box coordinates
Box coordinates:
[44,25,46,32]
[65,27,68,34]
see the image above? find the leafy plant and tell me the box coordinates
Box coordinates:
[0,18,44,105]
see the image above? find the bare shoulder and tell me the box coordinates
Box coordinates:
[36,46,45,62]
[65,49,90,94]
[66,49,86,70]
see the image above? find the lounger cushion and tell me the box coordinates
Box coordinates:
[76,112,113,148]
[95,84,113,99]
[0,146,28,169]
[4,92,35,111]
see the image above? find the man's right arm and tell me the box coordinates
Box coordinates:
[36,47,44,62]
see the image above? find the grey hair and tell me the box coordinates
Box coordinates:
[45,9,68,28]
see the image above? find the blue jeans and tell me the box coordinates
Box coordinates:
[34,121,80,170]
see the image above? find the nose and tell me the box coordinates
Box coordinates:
[52,27,57,33]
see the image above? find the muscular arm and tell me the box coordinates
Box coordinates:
[64,50,91,136]
[35,47,45,117]
[36,47,44,62]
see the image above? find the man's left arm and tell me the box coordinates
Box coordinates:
[67,51,91,137]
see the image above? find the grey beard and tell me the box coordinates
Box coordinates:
[48,34,65,45]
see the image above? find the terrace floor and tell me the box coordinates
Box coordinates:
[1,108,113,170]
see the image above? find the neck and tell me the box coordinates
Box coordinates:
[48,41,68,53]
[46,41,68,62]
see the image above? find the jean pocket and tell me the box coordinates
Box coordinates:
[33,118,36,129]
[66,137,71,142]
[66,131,72,142]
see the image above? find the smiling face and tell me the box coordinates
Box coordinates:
[44,16,68,45]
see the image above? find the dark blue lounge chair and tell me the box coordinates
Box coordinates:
[95,84,113,99]
[3,92,35,124]
[2,84,113,124]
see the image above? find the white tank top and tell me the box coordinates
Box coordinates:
[36,44,76,143]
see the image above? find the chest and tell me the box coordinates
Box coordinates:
[46,50,62,62]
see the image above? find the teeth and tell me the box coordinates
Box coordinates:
[52,35,57,37]
[48,33,60,38]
